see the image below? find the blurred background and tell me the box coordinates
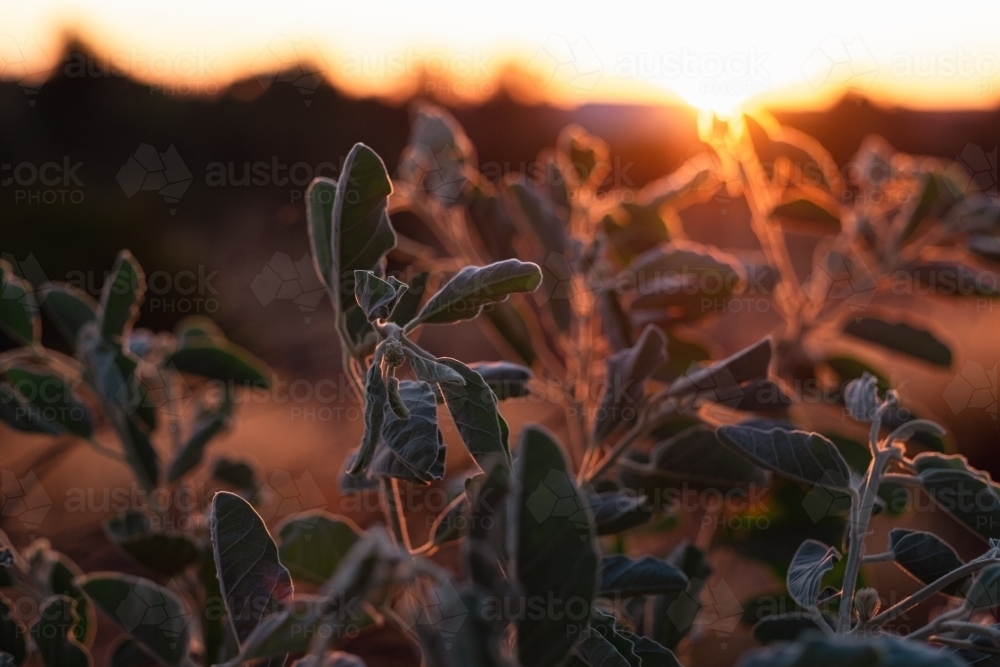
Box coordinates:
[1,2,998,664]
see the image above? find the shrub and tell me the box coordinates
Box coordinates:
[0,104,998,666]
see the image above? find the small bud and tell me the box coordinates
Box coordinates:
[383,339,406,368]
[854,587,881,622]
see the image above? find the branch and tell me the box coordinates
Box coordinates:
[869,559,1000,629]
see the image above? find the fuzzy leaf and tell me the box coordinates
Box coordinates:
[210,491,293,643]
[353,270,407,321]
[347,361,388,476]
[3,364,94,438]
[407,259,542,328]
[31,596,91,667]
[0,261,37,346]
[666,337,772,400]
[843,317,952,367]
[510,426,598,667]
[371,380,445,483]
[38,282,97,349]
[98,251,145,343]
[105,514,200,577]
[594,325,666,441]
[787,540,841,609]
[278,512,364,585]
[716,425,851,491]
[598,555,688,598]
[308,144,396,311]
[468,361,532,400]
[80,573,191,667]
[164,342,271,386]
[621,425,767,491]
[889,529,966,595]
[408,353,466,385]
[0,594,27,666]
[438,358,511,471]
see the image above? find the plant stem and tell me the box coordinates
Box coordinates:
[870,560,1000,629]
[585,400,678,483]
[840,448,889,633]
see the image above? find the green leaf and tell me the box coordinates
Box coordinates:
[278,512,364,585]
[212,457,259,497]
[888,529,966,595]
[38,282,98,350]
[3,364,94,438]
[482,300,537,365]
[75,334,160,493]
[627,240,745,297]
[648,541,711,650]
[467,361,532,400]
[666,337,772,399]
[408,353,466,385]
[716,425,852,491]
[47,554,94,647]
[602,203,672,265]
[371,380,445,483]
[388,271,430,326]
[399,101,473,205]
[0,260,37,346]
[98,251,145,343]
[966,564,1000,609]
[438,358,511,472]
[510,426,598,667]
[406,259,542,329]
[347,360,388,476]
[353,270,407,321]
[166,392,233,483]
[306,177,337,289]
[787,540,840,609]
[0,593,27,666]
[0,382,61,434]
[79,573,191,667]
[164,342,271,386]
[30,596,91,667]
[594,325,666,441]
[104,514,200,577]
[210,491,294,643]
[598,555,688,598]
[843,373,880,421]
[919,467,1000,541]
[327,143,397,311]
[843,317,952,367]
[174,315,226,347]
[620,425,767,491]
[589,491,652,536]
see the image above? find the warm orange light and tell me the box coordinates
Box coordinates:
[2,0,998,110]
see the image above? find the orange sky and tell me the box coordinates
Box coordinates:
[1,0,999,111]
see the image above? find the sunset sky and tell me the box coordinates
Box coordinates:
[2,0,999,111]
